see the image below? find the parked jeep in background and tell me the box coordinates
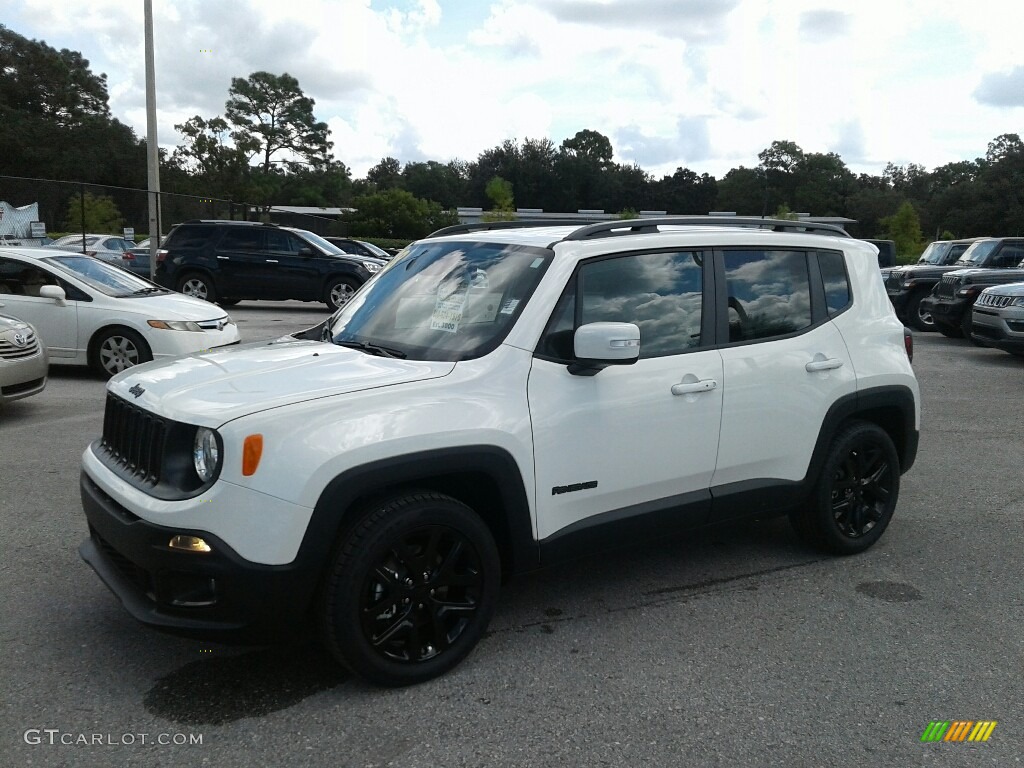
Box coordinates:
[922,237,1024,338]
[883,238,985,331]
[970,282,1024,356]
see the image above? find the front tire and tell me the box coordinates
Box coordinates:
[906,291,935,332]
[90,327,153,379]
[321,492,500,687]
[324,276,361,311]
[791,422,900,555]
[177,272,217,303]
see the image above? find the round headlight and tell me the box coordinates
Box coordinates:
[193,427,220,483]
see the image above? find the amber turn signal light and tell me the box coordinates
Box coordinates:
[242,434,263,476]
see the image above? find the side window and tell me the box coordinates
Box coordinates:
[998,243,1024,266]
[723,250,812,342]
[166,226,212,249]
[538,251,704,360]
[817,251,852,316]
[0,259,58,297]
[266,230,298,254]
[216,228,262,251]
[0,257,24,294]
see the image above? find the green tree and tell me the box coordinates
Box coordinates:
[345,189,457,239]
[483,175,514,221]
[367,157,403,190]
[773,203,799,220]
[224,71,332,173]
[880,201,924,259]
[62,191,123,232]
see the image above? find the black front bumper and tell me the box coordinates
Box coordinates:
[886,289,913,320]
[79,472,317,641]
[920,295,969,328]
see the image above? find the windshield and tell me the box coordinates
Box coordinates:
[918,241,950,264]
[291,229,348,256]
[327,240,552,361]
[957,240,997,265]
[358,241,391,259]
[45,255,164,297]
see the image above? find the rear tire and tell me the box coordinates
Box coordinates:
[321,492,500,687]
[790,422,900,555]
[177,272,217,303]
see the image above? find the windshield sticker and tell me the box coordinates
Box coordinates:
[530,258,544,269]
[464,291,503,324]
[500,298,520,315]
[430,290,468,333]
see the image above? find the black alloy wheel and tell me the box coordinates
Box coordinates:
[791,422,900,555]
[321,492,500,686]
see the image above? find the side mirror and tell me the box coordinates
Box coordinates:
[569,322,640,376]
[39,285,67,306]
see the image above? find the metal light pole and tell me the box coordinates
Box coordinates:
[144,0,161,280]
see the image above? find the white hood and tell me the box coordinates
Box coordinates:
[107,339,455,425]
[129,291,230,321]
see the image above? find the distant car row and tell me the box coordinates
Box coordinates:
[883,236,1024,356]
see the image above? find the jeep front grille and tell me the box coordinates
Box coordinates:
[101,394,167,484]
[935,276,958,298]
[975,292,1015,309]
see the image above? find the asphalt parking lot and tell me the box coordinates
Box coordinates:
[1,301,1022,767]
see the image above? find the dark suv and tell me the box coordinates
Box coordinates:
[883,238,984,331]
[921,237,1024,338]
[155,221,386,310]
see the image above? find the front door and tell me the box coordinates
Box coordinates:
[528,249,722,542]
[0,257,79,358]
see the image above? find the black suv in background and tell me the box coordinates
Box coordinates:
[921,238,1024,338]
[155,221,386,310]
[883,238,985,330]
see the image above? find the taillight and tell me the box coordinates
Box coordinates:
[903,327,913,363]
[122,252,136,261]
[155,249,168,263]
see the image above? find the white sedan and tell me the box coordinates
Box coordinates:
[0,247,240,378]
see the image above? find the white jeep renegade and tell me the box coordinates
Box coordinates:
[79,217,920,686]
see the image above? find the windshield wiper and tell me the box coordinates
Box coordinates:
[334,340,407,359]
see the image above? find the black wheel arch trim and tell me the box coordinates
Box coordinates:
[305,446,538,581]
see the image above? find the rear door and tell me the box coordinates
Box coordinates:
[710,248,857,511]
[212,227,267,297]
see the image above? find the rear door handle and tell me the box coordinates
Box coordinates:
[266,259,279,263]
[805,357,843,372]
[216,255,229,260]
[671,378,718,395]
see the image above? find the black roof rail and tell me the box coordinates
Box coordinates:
[562,216,852,241]
[426,219,594,238]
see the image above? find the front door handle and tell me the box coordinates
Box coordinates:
[671,378,718,395]
[266,259,279,263]
[805,356,844,372]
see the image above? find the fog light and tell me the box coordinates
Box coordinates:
[169,535,212,553]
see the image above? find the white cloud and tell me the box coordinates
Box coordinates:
[4,0,1023,182]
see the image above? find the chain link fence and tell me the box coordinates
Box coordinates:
[0,175,343,244]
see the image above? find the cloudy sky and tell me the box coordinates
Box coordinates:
[6,0,1024,180]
